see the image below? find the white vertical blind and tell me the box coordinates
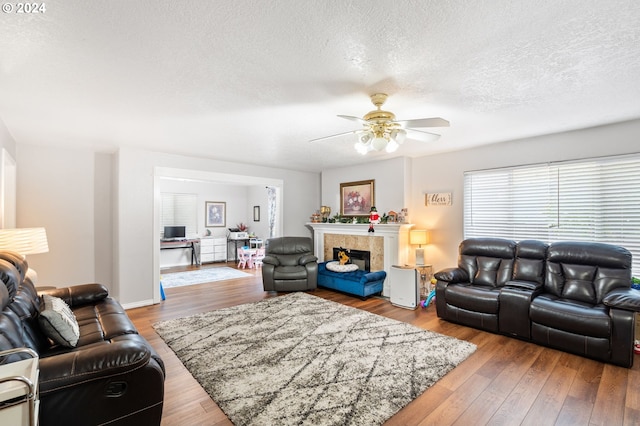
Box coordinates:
[464,154,640,277]
[160,193,197,236]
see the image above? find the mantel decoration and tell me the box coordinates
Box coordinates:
[205,201,226,227]
[340,179,375,217]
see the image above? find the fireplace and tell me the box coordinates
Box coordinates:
[307,222,413,297]
[332,247,371,272]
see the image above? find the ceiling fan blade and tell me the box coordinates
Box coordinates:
[309,129,365,143]
[394,117,450,128]
[405,128,441,143]
[337,114,369,124]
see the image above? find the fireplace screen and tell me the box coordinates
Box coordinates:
[332,248,371,272]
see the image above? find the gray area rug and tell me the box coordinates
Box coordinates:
[153,292,476,425]
[161,267,252,288]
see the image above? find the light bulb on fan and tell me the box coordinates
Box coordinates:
[390,128,407,144]
[385,139,399,153]
[371,136,387,151]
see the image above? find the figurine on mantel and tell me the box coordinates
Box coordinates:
[368,206,380,233]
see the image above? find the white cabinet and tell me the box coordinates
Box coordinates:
[0,348,39,426]
[201,237,227,263]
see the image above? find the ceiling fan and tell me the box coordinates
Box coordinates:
[310,93,449,154]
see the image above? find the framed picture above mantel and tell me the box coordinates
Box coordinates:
[340,179,375,217]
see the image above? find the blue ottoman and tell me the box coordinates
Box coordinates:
[317,261,386,298]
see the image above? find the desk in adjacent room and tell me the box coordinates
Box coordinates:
[228,238,250,262]
[160,238,200,265]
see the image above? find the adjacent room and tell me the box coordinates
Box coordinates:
[1,1,640,425]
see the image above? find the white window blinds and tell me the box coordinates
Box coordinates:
[464,154,640,277]
[160,193,197,237]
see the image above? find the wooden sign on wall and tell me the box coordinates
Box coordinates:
[425,192,452,206]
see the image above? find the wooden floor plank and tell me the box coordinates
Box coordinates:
[591,363,630,425]
[124,263,640,426]
[520,362,576,426]
[452,344,544,426]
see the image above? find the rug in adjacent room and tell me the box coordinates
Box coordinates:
[153,292,477,425]
[160,267,253,288]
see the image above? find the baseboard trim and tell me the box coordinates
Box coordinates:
[122,299,155,310]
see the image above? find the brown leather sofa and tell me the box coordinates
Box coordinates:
[262,237,318,291]
[435,238,640,367]
[0,251,165,425]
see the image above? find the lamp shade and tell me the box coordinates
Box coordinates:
[0,227,49,255]
[409,229,429,246]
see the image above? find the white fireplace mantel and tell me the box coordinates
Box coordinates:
[306,222,414,296]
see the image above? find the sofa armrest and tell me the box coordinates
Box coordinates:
[299,254,318,265]
[39,283,109,308]
[38,335,156,395]
[434,267,469,283]
[504,280,544,292]
[263,255,280,266]
[361,270,386,283]
[603,288,640,312]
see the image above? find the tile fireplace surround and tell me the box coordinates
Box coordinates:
[306,222,413,296]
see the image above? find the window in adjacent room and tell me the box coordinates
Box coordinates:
[464,153,640,276]
[266,186,279,238]
[160,192,197,237]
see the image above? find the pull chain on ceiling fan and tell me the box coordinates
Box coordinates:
[310,93,449,155]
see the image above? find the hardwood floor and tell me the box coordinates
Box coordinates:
[127,263,640,425]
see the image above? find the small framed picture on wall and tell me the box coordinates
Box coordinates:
[253,206,260,222]
[205,201,226,227]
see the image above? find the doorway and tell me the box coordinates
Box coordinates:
[152,167,284,303]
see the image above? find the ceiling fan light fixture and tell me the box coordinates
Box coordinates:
[354,141,369,155]
[315,93,448,155]
[390,128,407,144]
[371,136,387,151]
[385,139,399,153]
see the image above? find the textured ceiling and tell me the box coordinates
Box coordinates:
[1,0,639,172]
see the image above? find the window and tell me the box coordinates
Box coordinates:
[464,154,640,276]
[160,193,197,237]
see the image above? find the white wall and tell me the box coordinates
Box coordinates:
[117,148,319,306]
[0,117,17,229]
[321,157,411,218]
[0,117,16,160]
[411,119,640,273]
[16,144,109,288]
[247,185,270,239]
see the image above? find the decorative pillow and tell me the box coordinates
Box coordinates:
[326,261,359,273]
[38,294,80,347]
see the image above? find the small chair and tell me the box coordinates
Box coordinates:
[253,247,266,268]
[237,247,254,269]
[250,238,264,249]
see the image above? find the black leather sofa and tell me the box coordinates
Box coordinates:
[0,251,165,425]
[434,238,640,367]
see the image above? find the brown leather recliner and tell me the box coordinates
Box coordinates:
[0,251,165,425]
[262,237,318,291]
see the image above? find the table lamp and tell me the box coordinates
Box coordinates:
[0,227,49,257]
[409,229,429,265]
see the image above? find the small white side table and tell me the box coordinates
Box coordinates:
[0,348,39,426]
